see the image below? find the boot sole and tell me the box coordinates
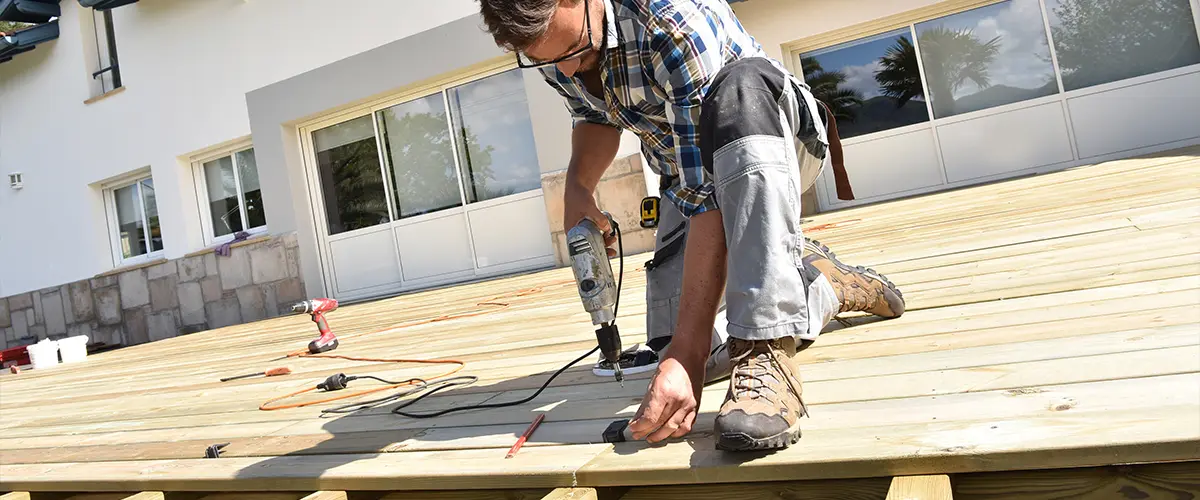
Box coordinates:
[716,420,802,451]
[805,238,905,317]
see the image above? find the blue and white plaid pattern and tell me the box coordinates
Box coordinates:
[540,0,788,218]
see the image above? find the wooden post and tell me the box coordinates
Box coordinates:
[301,493,349,500]
[121,494,165,500]
[887,475,953,500]
[542,488,599,500]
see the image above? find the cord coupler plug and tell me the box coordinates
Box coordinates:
[317,373,354,391]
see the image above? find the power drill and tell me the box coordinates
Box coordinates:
[291,298,339,354]
[566,215,624,386]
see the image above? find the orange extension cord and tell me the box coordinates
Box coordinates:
[258,282,574,411]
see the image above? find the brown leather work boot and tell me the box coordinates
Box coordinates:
[713,336,808,451]
[803,238,905,318]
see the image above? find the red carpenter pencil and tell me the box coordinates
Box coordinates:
[506,413,546,458]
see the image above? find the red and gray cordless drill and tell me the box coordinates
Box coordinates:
[291,298,339,354]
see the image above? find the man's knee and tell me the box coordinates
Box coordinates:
[699,58,791,175]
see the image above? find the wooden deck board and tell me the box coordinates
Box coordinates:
[2,147,1198,493]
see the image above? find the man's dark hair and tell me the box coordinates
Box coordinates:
[479,0,572,52]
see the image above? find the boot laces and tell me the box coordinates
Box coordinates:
[728,340,809,416]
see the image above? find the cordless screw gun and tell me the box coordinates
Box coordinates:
[566,214,624,386]
[291,298,339,354]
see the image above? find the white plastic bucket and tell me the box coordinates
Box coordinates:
[58,335,89,364]
[26,339,60,370]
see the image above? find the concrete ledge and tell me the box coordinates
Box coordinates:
[83,86,126,105]
[183,235,272,258]
[93,258,168,279]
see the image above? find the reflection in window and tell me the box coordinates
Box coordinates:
[377,93,463,218]
[313,115,390,235]
[916,0,1059,118]
[1048,0,1200,91]
[447,69,542,203]
[236,149,267,230]
[113,178,162,259]
[203,156,242,237]
[202,149,267,238]
[802,29,931,139]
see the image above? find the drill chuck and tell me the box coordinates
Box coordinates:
[596,323,624,386]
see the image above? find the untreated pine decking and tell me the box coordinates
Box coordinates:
[1,147,1198,497]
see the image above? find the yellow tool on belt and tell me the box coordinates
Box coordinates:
[640,196,660,228]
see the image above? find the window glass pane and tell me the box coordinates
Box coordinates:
[203,156,242,237]
[802,28,931,139]
[114,183,146,259]
[313,115,389,235]
[141,179,163,252]
[92,9,116,93]
[1048,0,1200,91]
[447,69,542,203]
[235,148,267,229]
[916,0,1059,119]
[377,93,463,218]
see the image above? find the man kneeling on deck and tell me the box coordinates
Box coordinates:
[477,0,905,451]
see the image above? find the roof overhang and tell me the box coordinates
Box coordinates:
[0,0,60,24]
[0,20,58,63]
[78,0,137,10]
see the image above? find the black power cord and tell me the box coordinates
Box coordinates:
[320,217,626,419]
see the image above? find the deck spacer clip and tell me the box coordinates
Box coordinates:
[603,419,630,443]
[204,442,230,459]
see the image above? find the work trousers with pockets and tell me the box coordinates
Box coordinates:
[645,57,838,356]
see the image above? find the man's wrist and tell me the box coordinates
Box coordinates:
[663,333,711,368]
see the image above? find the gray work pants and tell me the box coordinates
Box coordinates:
[646,57,833,353]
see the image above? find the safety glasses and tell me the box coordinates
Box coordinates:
[516,0,595,68]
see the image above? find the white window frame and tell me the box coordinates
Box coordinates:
[102,170,164,267]
[190,140,269,247]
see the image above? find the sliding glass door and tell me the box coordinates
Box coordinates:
[304,67,554,299]
[797,0,1200,209]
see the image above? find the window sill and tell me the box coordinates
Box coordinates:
[84,86,126,105]
[183,234,272,258]
[95,256,168,278]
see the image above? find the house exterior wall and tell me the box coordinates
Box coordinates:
[0,0,487,299]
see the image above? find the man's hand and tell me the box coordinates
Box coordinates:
[564,182,616,256]
[628,353,706,443]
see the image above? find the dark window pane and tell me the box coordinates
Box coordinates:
[114,183,146,258]
[447,69,543,203]
[802,28,931,139]
[1048,0,1200,91]
[235,148,267,229]
[916,0,1060,118]
[313,115,390,236]
[203,156,242,237]
[140,179,163,252]
[377,93,463,218]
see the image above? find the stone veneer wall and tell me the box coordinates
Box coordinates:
[0,233,305,351]
[540,152,658,267]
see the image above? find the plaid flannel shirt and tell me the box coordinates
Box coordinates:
[540,0,787,218]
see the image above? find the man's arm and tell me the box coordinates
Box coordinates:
[541,71,625,245]
[566,122,623,196]
[628,2,728,443]
[564,123,624,252]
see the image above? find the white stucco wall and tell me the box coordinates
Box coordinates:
[732,0,944,61]
[0,0,483,296]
